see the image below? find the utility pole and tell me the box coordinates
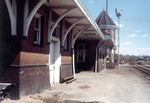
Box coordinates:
[115,8,122,69]
[106,0,108,13]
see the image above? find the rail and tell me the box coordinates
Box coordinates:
[132,65,150,75]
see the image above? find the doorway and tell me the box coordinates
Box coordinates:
[49,38,61,85]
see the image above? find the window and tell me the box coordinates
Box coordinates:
[34,14,43,45]
[77,44,88,62]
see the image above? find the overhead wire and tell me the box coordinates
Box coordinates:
[121,18,150,22]
[111,18,150,34]
[112,18,150,22]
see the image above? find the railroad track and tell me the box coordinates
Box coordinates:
[132,65,150,75]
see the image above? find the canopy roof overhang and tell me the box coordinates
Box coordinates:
[97,39,115,58]
[45,0,105,40]
[5,0,114,46]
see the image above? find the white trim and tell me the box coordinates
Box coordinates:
[35,13,42,18]
[51,36,59,42]
[74,0,104,39]
[24,0,46,37]
[72,49,76,79]
[5,0,17,35]
[97,40,111,70]
[62,19,82,46]
[64,30,68,51]
[99,25,117,30]
[50,22,60,27]
[72,25,90,48]
[48,8,75,43]
[49,40,61,85]
[33,14,42,45]
[50,22,61,38]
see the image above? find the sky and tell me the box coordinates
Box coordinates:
[82,0,150,56]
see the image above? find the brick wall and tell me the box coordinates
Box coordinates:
[0,67,19,99]
[20,66,50,96]
[21,4,49,54]
[60,30,73,81]
[61,32,73,64]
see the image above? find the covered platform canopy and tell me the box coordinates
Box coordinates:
[45,0,106,48]
[5,0,114,46]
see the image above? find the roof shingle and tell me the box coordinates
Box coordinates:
[96,10,116,26]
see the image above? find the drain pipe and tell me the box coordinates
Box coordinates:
[72,48,76,79]
[95,44,98,72]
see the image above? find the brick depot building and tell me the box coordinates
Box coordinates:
[0,0,116,98]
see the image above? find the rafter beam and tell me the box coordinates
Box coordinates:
[85,30,95,32]
[64,16,84,19]
[50,5,76,9]
[76,24,90,26]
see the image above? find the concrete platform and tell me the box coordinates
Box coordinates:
[2,64,150,103]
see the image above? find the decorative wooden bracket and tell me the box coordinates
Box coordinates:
[5,0,17,35]
[62,18,83,46]
[48,6,76,43]
[72,25,91,48]
[23,0,47,37]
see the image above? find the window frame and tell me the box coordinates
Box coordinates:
[34,13,42,45]
[77,44,88,63]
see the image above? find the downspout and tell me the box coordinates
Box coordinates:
[95,45,98,72]
[72,48,76,79]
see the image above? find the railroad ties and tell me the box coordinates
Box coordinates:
[132,65,150,75]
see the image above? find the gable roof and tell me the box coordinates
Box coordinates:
[96,10,116,26]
